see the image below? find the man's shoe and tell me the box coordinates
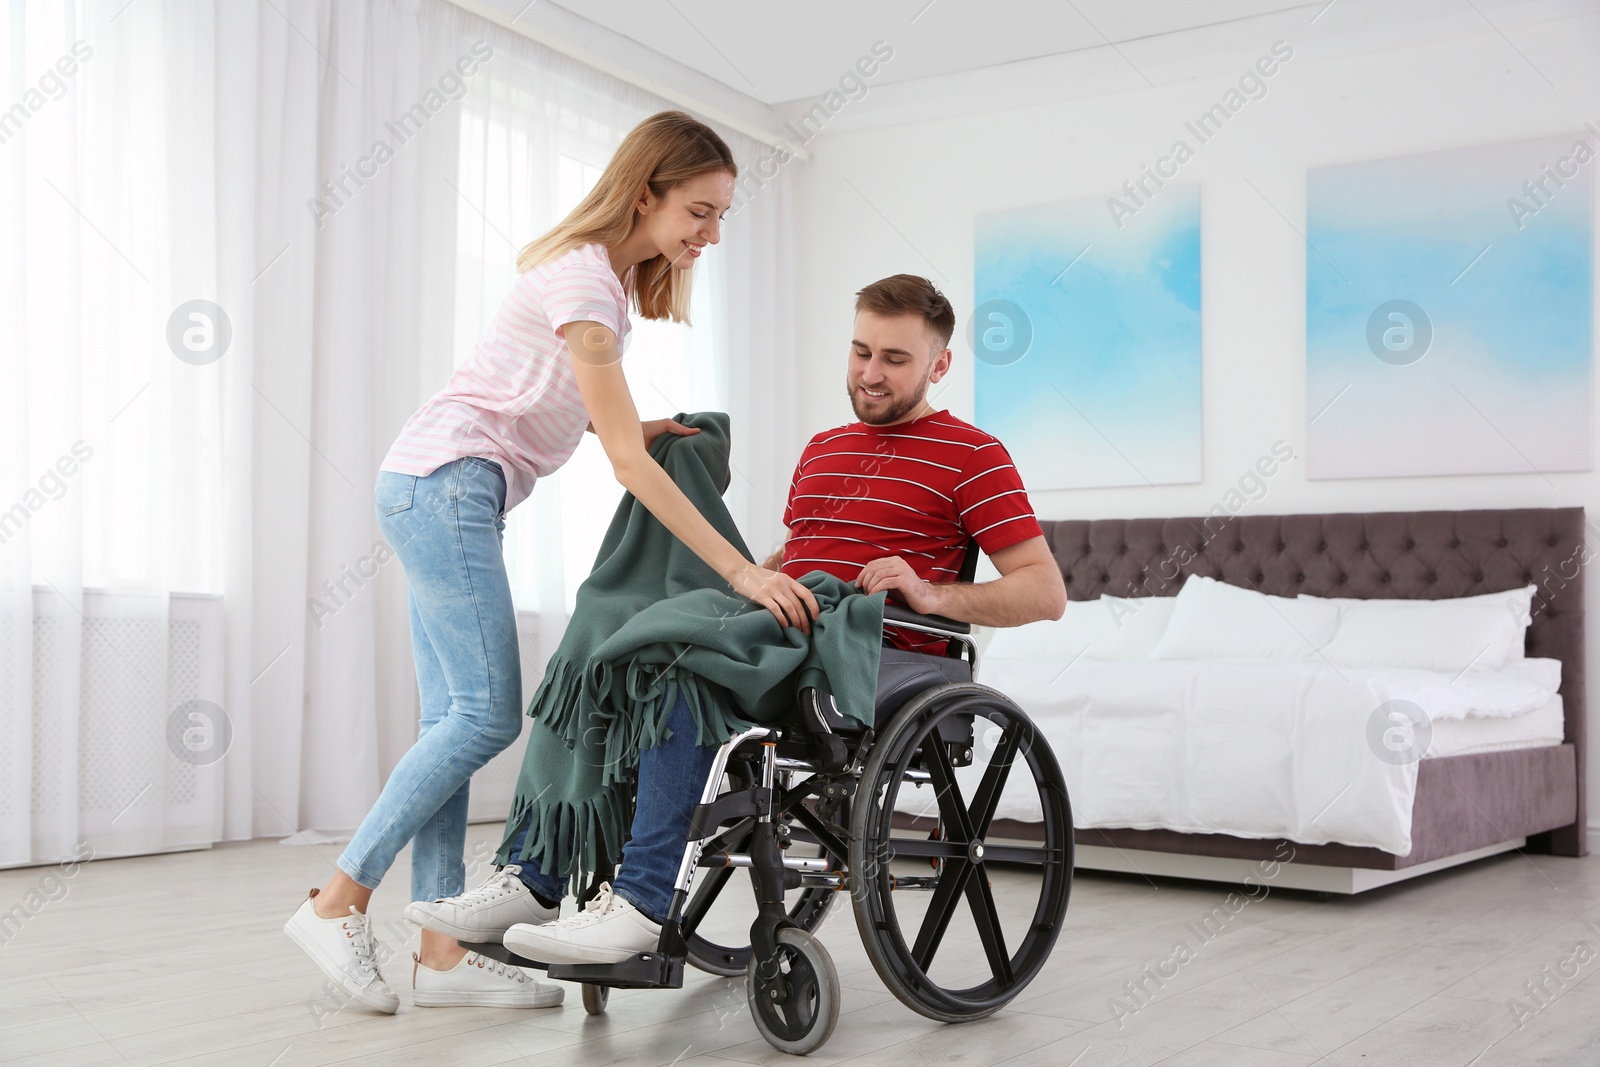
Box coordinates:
[403,864,558,943]
[503,882,661,965]
[283,889,400,1014]
[411,950,564,1008]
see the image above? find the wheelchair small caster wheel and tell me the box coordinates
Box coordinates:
[746,928,839,1055]
[581,983,608,1015]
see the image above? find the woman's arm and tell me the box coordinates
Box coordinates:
[565,321,819,633]
[588,417,700,449]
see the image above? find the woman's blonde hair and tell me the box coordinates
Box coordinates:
[516,111,736,324]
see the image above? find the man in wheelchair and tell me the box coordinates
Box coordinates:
[407,274,1067,1024]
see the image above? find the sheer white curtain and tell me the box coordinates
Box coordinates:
[2,0,234,866]
[1,0,796,865]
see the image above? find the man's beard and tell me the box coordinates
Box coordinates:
[849,377,931,425]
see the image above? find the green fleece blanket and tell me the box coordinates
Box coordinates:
[496,411,885,890]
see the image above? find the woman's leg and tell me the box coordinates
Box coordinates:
[325,459,523,910]
[310,581,462,924]
[406,579,470,905]
[401,585,483,969]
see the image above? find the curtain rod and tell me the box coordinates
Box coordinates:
[440,0,810,162]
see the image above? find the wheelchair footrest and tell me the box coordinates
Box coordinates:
[459,942,686,989]
[548,951,685,990]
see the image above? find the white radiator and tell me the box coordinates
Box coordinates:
[7,589,226,869]
[8,592,549,870]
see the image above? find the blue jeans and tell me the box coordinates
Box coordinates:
[339,457,524,903]
[507,689,719,923]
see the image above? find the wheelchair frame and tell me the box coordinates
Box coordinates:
[469,607,1073,1055]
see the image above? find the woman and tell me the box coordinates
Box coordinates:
[283,111,818,1012]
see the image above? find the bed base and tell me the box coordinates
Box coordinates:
[1069,837,1526,895]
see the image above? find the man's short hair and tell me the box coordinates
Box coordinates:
[855,274,956,350]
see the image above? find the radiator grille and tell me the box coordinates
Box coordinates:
[12,591,223,868]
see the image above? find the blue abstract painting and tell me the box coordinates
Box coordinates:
[1307,134,1593,478]
[974,186,1202,491]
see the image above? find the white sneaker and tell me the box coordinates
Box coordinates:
[283,889,400,1014]
[503,882,661,965]
[403,864,558,943]
[411,950,565,1008]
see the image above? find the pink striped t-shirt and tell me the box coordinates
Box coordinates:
[380,242,633,512]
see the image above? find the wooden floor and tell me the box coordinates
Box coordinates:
[2,826,1598,1066]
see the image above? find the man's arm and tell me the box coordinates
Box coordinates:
[854,536,1066,628]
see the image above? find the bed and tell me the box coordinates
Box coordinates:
[975,506,1587,894]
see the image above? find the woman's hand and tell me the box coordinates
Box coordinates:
[728,562,821,635]
[642,418,700,450]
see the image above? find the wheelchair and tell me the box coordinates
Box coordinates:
[466,601,1075,1055]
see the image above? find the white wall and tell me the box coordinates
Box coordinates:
[788,10,1600,842]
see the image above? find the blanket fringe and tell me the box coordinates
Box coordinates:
[494,783,628,898]
[523,655,592,745]
[503,657,753,892]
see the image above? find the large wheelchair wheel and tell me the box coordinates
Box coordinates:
[849,683,1072,1022]
[682,772,838,977]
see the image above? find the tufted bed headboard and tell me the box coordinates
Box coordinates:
[1037,506,1588,855]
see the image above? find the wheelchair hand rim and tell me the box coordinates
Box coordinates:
[850,683,1074,1019]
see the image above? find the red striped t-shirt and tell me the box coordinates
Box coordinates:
[780,410,1043,652]
[380,242,633,513]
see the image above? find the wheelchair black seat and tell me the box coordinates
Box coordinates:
[871,646,971,725]
[814,599,977,732]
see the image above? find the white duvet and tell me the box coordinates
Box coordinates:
[952,656,1562,856]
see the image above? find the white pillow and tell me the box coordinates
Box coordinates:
[984,595,1177,661]
[1100,596,1180,659]
[1312,592,1532,672]
[1298,586,1534,661]
[1149,574,1341,660]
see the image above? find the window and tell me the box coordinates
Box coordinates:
[453,94,725,614]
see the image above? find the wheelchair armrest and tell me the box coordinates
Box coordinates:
[882,602,972,636]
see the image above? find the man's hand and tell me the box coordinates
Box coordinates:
[855,556,944,615]
[642,418,700,450]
